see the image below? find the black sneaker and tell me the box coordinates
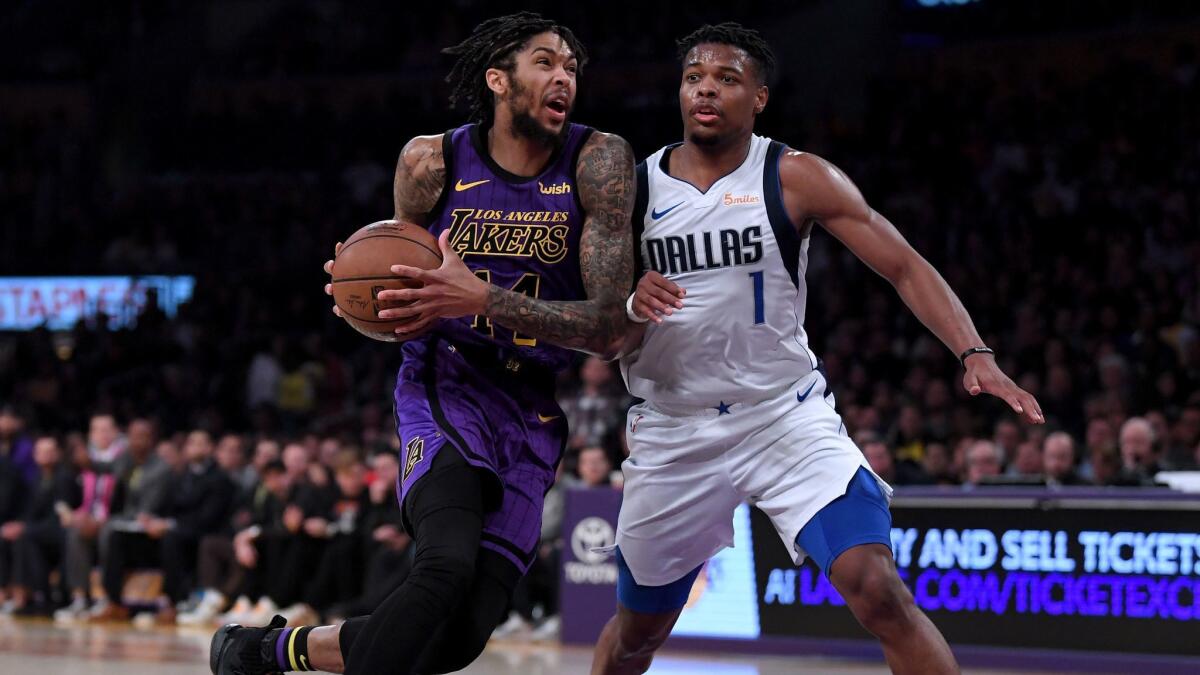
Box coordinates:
[210,614,286,675]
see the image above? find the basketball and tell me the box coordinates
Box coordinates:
[330,220,442,342]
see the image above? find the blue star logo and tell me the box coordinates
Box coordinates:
[714,401,732,415]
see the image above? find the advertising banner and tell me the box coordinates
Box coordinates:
[561,488,1200,660]
[0,276,195,331]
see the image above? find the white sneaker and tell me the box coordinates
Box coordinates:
[53,597,90,624]
[177,589,227,626]
[216,595,254,625]
[84,598,111,619]
[279,603,319,627]
[530,615,560,641]
[490,611,531,640]
[131,611,157,630]
[243,596,279,626]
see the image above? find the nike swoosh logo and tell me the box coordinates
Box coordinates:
[796,381,817,403]
[537,414,560,423]
[455,179,490,192]
[651,202,684,220]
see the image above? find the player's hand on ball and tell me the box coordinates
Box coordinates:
[376,230,490,336]
[962,354,1045,425]
[323,241,344,317]
[634,271,686,324]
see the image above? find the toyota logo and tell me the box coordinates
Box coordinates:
[571,517,615,565]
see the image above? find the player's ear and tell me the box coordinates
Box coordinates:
[754,85,769,116]
[485,68,509,97]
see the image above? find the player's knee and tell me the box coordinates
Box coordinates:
[409,550,477,600]
[845,565,913,638]
[423,627,490,674]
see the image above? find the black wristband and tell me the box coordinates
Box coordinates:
[959,346,995,368]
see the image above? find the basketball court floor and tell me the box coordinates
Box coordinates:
[0,617,1053,674]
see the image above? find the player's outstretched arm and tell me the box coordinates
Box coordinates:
[322,135,446,315]
[779,150,1044,425]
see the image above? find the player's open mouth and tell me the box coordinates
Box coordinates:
[690,103,721,124]
[544,94,569,122]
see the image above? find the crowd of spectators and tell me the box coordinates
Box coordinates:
[1,0,1198,630]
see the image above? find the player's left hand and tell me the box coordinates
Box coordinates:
[962,354,1044,425]
[376,230,490,336]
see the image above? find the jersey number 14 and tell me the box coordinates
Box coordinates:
[470,269,541,346]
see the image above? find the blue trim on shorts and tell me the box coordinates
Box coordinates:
[615,547,703,614]
[796,466,893,578]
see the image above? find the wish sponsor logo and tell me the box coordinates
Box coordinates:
[539,180,572,195]
[565,517,618,584]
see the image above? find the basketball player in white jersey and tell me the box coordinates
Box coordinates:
[591,23,1044,675]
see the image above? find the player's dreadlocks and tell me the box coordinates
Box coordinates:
[443,12,588,124]
[676,22,776,85]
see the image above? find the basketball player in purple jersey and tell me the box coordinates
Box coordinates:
[211,13,634,675]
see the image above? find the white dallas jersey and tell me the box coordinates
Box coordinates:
[621,134,818,409]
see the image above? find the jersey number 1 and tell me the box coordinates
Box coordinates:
[471,270,541,347]
[749,270,765,324]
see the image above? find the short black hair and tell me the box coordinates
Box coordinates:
[676,22,776,84]
[443,12,588,123]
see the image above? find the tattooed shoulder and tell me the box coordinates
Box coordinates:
[393,134,446,224]
[576,131,635,303]
[576,132,635,231]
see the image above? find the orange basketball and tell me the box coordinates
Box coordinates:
[329,220,442,342]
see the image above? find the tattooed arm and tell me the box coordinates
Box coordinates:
[378,131,636,357]
[393,134,446,223]
[484,131,635,356]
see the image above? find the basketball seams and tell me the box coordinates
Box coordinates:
[331,275,423,283]
[335,233,443,264]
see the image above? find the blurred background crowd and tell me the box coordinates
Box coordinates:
[1,0,1198,632]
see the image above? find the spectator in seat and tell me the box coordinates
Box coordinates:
[560,358,629,451]
[1115,417,1165,485]
[861,434,930,486]
[326,452,412,622]
[57,418,166,621]
[292,451,372,624]
[0,436,78,615]
[0,405,36,486]
[1042,431,1084,486]
[963,440,1004,487]
[576,446,614,489]
[91,430,233,623]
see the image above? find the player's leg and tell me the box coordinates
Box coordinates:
[829,544,956,674]
[211,447,486,675]
[590,549,702,675]
[592,402,738,674]
[798,468,957,674]
[410,548,520,673]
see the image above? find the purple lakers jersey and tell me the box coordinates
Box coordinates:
[424,122,593,371]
